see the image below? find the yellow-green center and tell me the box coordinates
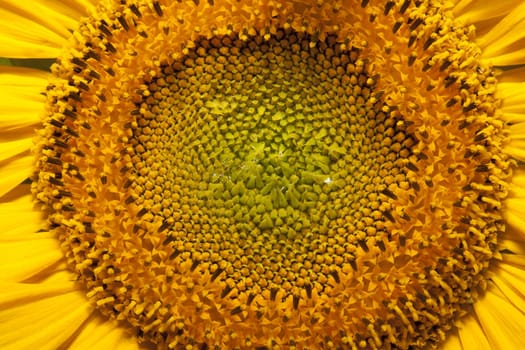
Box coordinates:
[130,31,409,295]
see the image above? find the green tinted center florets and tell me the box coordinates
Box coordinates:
[132,32,406,285]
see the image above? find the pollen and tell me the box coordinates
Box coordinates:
[32,0,512,348]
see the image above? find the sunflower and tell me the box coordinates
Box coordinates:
[1,0,525,348]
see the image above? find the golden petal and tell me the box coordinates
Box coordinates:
[0,271,93,350]
[473,285,525,349]
[0,0,96,58]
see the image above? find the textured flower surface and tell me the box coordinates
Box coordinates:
[1,0,525,349]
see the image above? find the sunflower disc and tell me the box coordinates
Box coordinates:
[32,0,512,348]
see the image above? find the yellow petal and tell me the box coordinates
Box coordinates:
[501,111,525,124]
[0,152,33,198]
[0,1,95,58]
[498,65,525,83]
[455,311,492,350]
[500,224,525,243]
[0,15,64,58]
[68,314,142,350]
[508,169,525,191]
[0,65,50,86]
[473,287,525,349]
[499,82,525,111]
[0,193,65,281]
[501,252,525,269]
[0,66,48,138]
[0,271,94,350]
[440,330,463,350]
[477,2,525,66]
[499,239,525,254]
[0,195,46,239]
[0,231,63,282]
[454,0,516,24]
[0,138,33,162]
[504,201,525,237]
[482,48,525,67]
[0,270,76,310]
[492,263,525,315]
[505,196,525,213]
[0,182,31,204]
[504,140,525,162]
[508,123,525,141]
[58,0,98,16]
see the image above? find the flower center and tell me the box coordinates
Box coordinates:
[33,0,512,348]
[132,30,406,284]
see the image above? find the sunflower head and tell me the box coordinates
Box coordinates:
[20,0,518,348]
